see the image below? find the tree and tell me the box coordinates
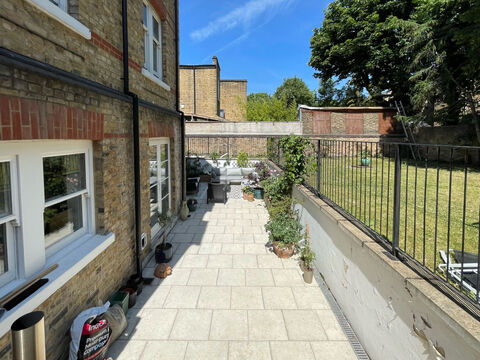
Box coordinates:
[273,77,315,107]
[245,93,297,122]
[309,0,415,109]
[315,79,339,107]
[403,0,480,141]
[316,79,373,107]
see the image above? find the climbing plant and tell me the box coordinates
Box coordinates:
[279,135,314,188]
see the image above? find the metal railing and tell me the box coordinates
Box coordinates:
[269,137,480,311]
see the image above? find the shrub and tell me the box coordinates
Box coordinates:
[268,197,293,219]
[255,161,270,182]
[279,135,315,187]
[264,213,303,247]
[210,151,219,164]
[237,152,248,168]
[300,223,316,270]
[242,186,254,194]
[261,176,289,204]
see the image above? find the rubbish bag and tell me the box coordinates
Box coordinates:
[69,302,111,360]
[103,304,127,344]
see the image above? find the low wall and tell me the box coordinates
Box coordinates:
[293,185,480,360]
[185,121,302,136]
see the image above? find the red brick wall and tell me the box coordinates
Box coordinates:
[148,120,175,138]
[345,113,363,134]
[378,111,396,134]
[312,111,331,134]
[1,95,104,141]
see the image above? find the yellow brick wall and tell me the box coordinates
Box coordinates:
[220,80,247,121]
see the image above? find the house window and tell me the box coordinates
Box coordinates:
[0,141,94,288]
[43,153,88,252]
[149,139,171,235]
[142,2,162,79]
[0,161,16,287]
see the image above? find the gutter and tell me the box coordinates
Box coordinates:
[121,0,142,278]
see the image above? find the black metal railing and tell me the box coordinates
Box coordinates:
[269,137,480,309]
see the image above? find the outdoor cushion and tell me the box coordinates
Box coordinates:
[228,168,242,177]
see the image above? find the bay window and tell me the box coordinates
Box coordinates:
[150,138,171,236]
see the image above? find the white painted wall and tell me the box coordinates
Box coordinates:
[185,121,302,136]
[293,186,480,360]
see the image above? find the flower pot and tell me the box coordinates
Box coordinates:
[243,192,248,200]
[361,158,371,166]
[109,291,129,315]
[273,241,295,259]
[303,269,314,284]
[155,242,173,263]
[121,287,137,308]
[253,187,264,199]
[246,193,254,202]
[127,274,143,296]
[187,202,197,212]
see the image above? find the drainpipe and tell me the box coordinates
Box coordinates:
[174,0,186,201]
[121,0,142,277]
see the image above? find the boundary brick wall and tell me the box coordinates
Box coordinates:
[220,80,247,122]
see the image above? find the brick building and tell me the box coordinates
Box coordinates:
[179,57,247,122]
[0,0,183,358]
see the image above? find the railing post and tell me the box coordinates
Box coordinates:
[392,144,402,256]
[317,140,321,194]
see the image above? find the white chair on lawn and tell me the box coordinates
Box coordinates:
[438,249,479,303]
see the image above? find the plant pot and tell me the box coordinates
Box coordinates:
[155,242,173,263]
[128,274,143,296]
[253,187,264,199]
[121,287,137,308]
[361,158,371,166]
[187,202,197,212]
[273,241,295,259]
[303,269,314,284]
[246,193,254,202]
[109,291,129,315]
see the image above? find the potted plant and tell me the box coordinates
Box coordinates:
[300,224,316,283]
[237,152,248,168]
[242,186,254,201]
[155,234,173,263]
[360,149,371,166]
[210,151,219,166]
[253,187,264,199]
[265,214,302,258]
[187,198,198,212]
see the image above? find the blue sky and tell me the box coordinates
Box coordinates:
[179,0,331,95]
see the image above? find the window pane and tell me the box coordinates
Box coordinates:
[153,17,159,41]
[144,31,148,68]
[143,5,147,25]
[43,154,86,202]
[160,161,168,179]
[161,180,168,198]
[44,196,83,248]
[152,45,158,72]
[161,196,169,216]
[0,162,12,219]
[0,223,7,275]
[160,144,168,162]
[149,146,158,180]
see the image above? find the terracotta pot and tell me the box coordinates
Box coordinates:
[246,193,254,202]
[303,269,313,284]
[243,192,248,200]
[273,241,295,259]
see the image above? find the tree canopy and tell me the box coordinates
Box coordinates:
[273,77,315,107]
[245,93,297,122]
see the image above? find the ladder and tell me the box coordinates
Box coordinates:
[395,101,420,161]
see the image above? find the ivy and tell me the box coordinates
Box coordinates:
[279,135,315,188]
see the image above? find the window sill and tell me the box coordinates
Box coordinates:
[142,69,171,91]
[0,232,115,337]
[25,0,91,39]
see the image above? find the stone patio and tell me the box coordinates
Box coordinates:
[107,199,358,360]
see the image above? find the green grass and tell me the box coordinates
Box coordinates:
[304,154,480,278]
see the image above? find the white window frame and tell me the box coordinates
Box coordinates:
[0,157,19,288]
[149,138,171,236]
[142,2,171,91]
[26,0,91,39]
[42,149,92,257]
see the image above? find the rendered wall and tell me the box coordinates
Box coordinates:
[293,185,480,360]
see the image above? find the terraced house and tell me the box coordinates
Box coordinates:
[0,0,183,358]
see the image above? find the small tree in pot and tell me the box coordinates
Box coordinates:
[242,186,255,201]
[300,223,316,283]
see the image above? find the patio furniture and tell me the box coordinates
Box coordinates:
[207,182,227,204]
[439,249,479,302]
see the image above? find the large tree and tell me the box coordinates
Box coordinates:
[273,77,315,107]
[309,0,415,108]
[403,0,480,141]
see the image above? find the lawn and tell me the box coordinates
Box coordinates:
[304,153,480,280]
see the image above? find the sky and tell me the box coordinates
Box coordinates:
[179,0,331,95]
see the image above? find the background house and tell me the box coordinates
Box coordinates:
[180,57,247,122]
[0,0,181,358]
